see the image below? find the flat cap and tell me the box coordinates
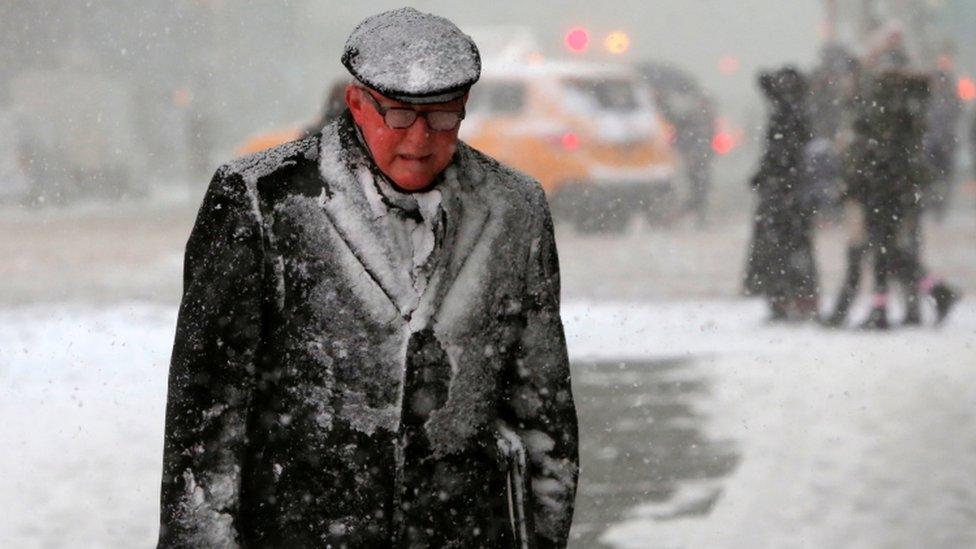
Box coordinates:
[341,7,481,104]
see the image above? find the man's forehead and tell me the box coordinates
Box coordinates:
[364,86,466,110]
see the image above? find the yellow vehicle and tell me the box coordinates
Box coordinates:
[460,60,676,232]
[234,80,349,157]
[235,127,304,156]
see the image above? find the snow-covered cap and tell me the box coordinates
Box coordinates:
[341,8,481,104]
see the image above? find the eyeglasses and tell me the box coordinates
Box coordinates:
[360,88,465,131]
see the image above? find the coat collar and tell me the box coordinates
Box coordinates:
[316,113,490,325]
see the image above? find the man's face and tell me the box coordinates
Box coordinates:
[346,84,466,191]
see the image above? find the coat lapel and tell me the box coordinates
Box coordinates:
[317,116,418,317]
[416,144,491,329]
[315,115,492,326]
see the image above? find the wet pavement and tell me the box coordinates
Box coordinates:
[569,357,739,548]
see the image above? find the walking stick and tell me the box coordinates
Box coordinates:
[497,421,532,549]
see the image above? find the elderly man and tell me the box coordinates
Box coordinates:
[158,8,578,548]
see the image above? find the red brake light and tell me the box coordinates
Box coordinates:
[958,77,976,102]
[565,28,590,53]
[560,133,581,151]
[711,132,734,155]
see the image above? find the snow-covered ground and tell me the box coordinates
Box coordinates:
[572,299,976,549]
[0,304,172,547]
[1,298,974,548]
[2,185,974,547]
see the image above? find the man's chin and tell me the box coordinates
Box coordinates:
[388,172,436,192]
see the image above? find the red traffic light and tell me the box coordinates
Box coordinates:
[565,27,590,53]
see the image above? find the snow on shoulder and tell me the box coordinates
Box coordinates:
[223,133,319,185]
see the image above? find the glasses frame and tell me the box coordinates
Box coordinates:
[359,88,466,132]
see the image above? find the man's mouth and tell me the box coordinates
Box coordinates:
[397,153,432,162]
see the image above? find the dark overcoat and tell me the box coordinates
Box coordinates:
[744,68,818,303]
[158,113,579,548]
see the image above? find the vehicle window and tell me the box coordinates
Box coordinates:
[663,92,700,117]
[561,78,638,113]
[466,81,526,114]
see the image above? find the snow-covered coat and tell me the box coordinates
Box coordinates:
[157,112,578,548]
[744,68,818,303]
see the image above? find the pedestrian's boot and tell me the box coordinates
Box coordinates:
[792,296,819,321]
[822,289,856,327]
[860,292,890,330]
[902,293,922,326]
[822,243,865,328]
[821,304,849,328]
[931,283,960,325]
[767,298,789,322]
[822,288,855,327]
[859,306,889,330]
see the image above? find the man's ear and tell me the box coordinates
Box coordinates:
[345,84,365,124]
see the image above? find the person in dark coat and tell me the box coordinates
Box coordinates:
[157,8,579,548]
[808,43,859,142]
[831,70,960,329]
[744,67,819,321]
[664,94,715,226]
[636,63,716,226]
[806,44,860,223]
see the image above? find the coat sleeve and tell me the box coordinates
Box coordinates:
[502,191,580,548]
[158,167,264,548]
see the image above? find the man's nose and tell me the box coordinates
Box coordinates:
[404,114,431,143]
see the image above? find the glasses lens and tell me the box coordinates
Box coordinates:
[426,111,462,131]
[384,109,417,129]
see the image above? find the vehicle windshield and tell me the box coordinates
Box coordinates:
[466,81,527,115]
[561,78,639,113]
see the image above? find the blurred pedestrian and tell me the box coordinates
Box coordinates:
[744,67,819,321]
[639,62,717,227]
[670,95,715,226]
[802,136,844,223]
[808,43,860,142]
[806,44,861,223]
[158,8,578,548]
[829,71,960,329]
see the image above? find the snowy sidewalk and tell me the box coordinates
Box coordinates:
[1,299,975,548]
[570,300,976,549]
